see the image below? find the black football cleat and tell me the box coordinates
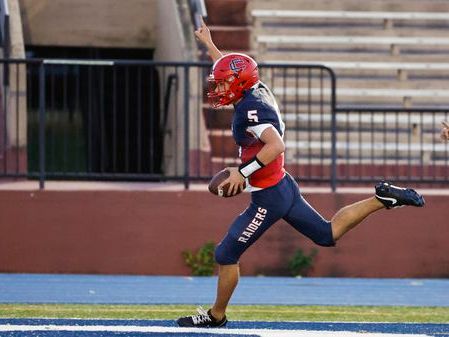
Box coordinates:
[176,307,227,328]
[375,181,425,209]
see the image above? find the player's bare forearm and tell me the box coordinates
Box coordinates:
[194,17,223,62]
[256,127,286,165]
[256,142,285,165]
[205,41,223,62]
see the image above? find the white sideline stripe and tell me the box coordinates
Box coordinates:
[257,35,449,45]
[251,9,449,21]
[0,324,430,337]
[273,87,449,98]
[262,61,449,70]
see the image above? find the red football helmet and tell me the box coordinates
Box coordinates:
[207,53,259,107]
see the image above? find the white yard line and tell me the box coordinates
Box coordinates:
[0,324,432,337]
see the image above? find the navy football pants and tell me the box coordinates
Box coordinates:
[215,173,335,265]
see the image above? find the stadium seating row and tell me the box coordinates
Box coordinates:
[202,0,449,168]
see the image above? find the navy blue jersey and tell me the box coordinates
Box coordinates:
[233,82,285,146]
[232,82,286,188]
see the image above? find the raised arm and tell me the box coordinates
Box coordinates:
[194,17,223,62]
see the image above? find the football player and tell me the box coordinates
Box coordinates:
[441,121,449,141]
[177,18,425,328]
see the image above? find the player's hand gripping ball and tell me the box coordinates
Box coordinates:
[208,169,246,197]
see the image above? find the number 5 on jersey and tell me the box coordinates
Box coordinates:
[248,110,259,123]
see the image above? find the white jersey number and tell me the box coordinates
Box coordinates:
[248,110,259,123]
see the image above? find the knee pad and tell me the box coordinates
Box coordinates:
[214,241,239,265]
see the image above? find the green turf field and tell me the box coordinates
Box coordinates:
[1,304,448,323]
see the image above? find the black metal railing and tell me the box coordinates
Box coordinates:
[0,59,447,189]
[333,107,449,185]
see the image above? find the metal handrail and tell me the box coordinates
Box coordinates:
[0,59,446,189]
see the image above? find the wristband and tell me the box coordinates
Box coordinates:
[238,156,265,178]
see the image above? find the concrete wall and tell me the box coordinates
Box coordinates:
[0,188,447,277]
[154,0,210,177]
[154,0,197,61]
[7,0,26,148]
[19,0,156,48]
[0,0,27,174]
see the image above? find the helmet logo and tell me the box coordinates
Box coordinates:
[229,58,246,74]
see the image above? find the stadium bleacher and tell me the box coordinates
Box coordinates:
[201,0,449,170]
[250,1,449,107]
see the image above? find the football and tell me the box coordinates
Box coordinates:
[208,169,246,197]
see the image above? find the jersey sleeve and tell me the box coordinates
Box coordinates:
[237,99,282,137]
[247,123,275,139]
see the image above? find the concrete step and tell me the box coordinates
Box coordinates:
[206,0,249,25]
[250,0,449,13]
[254,27,449,38]
[267,76,449,90]
[273,87,449,106]
[210,28,250,50]
[258,52,449,63]
[251,9,449,21]
[207,127,439,143]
